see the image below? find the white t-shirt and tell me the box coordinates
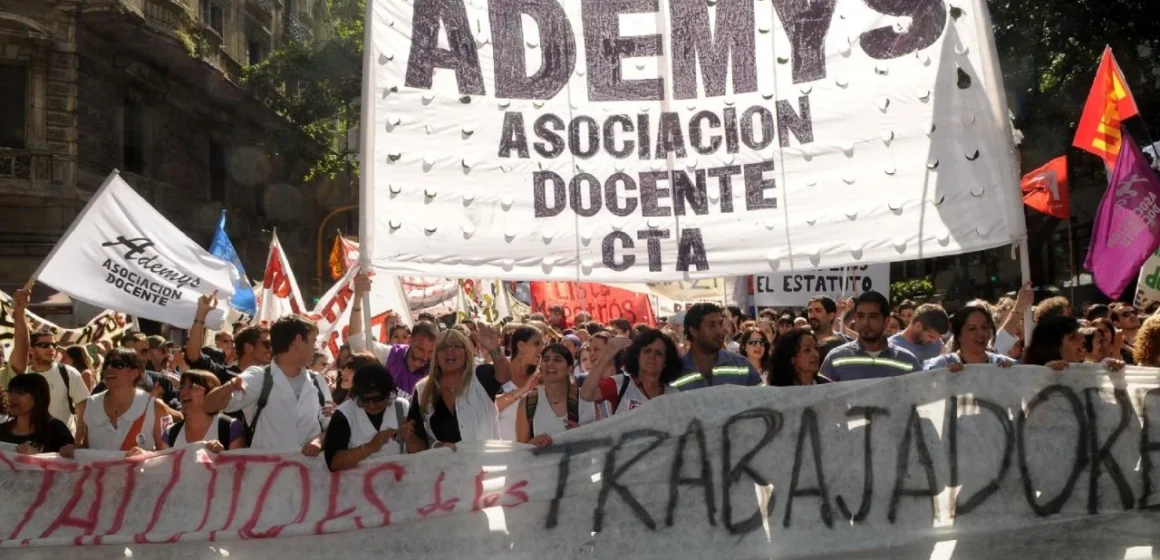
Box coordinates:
[27,361,89,432]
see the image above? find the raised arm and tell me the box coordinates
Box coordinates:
[10,287,31,374]
[185,293,216,365]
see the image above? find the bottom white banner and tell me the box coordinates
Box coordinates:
[3,366,1160,559]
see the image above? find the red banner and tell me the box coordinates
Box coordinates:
[528,282,655,327]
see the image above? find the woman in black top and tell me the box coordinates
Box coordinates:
[0,374,75,454]
[324,363,411,471]
[406,325,510,451]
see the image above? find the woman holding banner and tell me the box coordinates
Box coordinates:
[768,329,831,387]
[406,324,509,451]
[1023,316,1125,371]
[515,344,594,447]
[0,374,75,454]
[922,306,1015,371]
[324,363,411,471]
[164,370,246,452]
[63,347,169,458]
[580,330,682,415]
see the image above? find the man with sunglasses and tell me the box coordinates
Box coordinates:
[5,288,89,431]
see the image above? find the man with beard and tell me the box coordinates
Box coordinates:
[821,291,920,382]
[673,303,762,391]
[807,296,850,363]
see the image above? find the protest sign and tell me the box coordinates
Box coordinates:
[34,172,235,329]
[0,290,132,358]
[529,282,654,326]
[3,365,1160,559]
[312,266,412,359]
[365,0,1024,282]
[256,233,308,326]
[754,264,890,307]
[1133,246,1160,308]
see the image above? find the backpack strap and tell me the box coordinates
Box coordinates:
[167,420,184,447]
[392,398,407,454]
[615,375,632,411]
[246,366,275,444]
[523,388,538,437]
[567,385,580,426]
[310,372,325,409]
[217,416,233,447]
[58,364,75,415]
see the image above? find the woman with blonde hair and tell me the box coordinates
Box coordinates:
[404,324,509,451]
[1134,314,1160,367]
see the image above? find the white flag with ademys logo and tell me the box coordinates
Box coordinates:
[35,172,237,329]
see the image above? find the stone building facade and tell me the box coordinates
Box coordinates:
[0,0,341,324]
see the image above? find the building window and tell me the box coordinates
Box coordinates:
[202,1,225,35]
[123,98,146,174]
[248,39,266,65]
[0,63,27,149]
[210,141,227,203]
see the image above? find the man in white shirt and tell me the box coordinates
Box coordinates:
[205,315,333,455]
[4,288,88,431]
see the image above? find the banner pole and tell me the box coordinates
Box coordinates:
[357,0,377,347]
[1067,218,1077,304]
[1017,238,1034,343]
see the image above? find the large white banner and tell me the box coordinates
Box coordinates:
[2,366,1159,559]
[35,172,235,329]
[256,233,308,326]
[365,0,1024,282]
[755,264,890,307]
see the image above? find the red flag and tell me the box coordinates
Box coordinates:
[1020,156,1070,219]
[1073,47,1139,168]
[528,282,655,327]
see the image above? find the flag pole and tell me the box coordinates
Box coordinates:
[1067,218,1077,304]
[357,0,377,347]
[31,170,121,281]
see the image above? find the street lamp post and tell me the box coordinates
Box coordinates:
[315,204,357,287]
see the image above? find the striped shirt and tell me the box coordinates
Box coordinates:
[673,351,763,391]
[820,340,921,382]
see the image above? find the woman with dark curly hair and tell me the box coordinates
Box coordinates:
[768,329,831,387]
[1133,315,1160,367]
[1024,315,1124,371]
[923,306,1015,372]
[580,329,682,414]
[738,327,772,384]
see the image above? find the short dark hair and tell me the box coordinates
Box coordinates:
[269,315,316,355]
[389,325,410,338]
[948,306,997,352]
[622,329,683,384]
[1024,315,1080,366]
[30,328,55,346]
[610,318,632,332]
[416,312,437,323]
[410,321,438,341]
[351,362,398,400]
[541,343,575,369]
[236,326,269,357]
[7,373,52,430]
[912,304,950,334]
[549,305,565,315]
[1084,304,1111,322]
[808,296,837,315]
[684,302,723,337]
[896,299,918,313]
[854,291,890,317]
[583,322,604,336]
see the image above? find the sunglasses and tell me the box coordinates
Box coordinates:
[105,360,135,370]
[32,342,56,349]
[439,343,467,351]
[746,339,768,347]
[356,393,389,406]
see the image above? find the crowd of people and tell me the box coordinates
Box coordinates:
[0,273,1148,473]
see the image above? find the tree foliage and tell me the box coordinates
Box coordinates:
[989,0,1159,169]
[242,0,365,180]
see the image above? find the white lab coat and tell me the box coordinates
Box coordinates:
[337,398,409,457]
[227,363,332,450]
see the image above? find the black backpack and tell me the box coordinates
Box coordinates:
[246,366,326,443]
[523,385,580,435]
[57,364,75,415]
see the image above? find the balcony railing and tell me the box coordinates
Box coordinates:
[247,0,274,17]
[285,14,311,43]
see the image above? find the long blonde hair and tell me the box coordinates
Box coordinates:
[417,329,477,412]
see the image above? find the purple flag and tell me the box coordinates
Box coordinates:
[1084,132,1160,298]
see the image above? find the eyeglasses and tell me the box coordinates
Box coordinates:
[356,393,389,406]
[439,343,467,351]
[106,360,134,370]
[32,342,56,349]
